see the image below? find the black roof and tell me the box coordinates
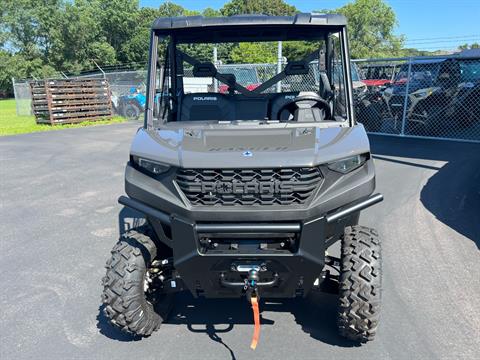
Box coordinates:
[458,48,480,58]
[152,13,346,31]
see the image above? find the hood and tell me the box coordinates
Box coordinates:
[130,124,370,169]
[391,78,435,94]
[353,81,366,89]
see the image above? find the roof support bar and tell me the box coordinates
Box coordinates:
[179,50,257,97]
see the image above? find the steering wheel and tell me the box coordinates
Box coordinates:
[276,93,332,121]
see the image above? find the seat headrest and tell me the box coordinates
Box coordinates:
[284,61,309,76]
[193,62,217,77]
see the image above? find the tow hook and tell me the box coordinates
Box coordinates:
[244,269,260,301]
[245,269,260,350]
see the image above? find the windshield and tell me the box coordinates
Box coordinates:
[363,65,396,80]
[153,30,350,125]
[460,59,480,82]
[395,63,441,83]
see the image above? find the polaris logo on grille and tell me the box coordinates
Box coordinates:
[193,96,217,101]
[201,181,294,195]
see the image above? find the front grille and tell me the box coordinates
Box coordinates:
[176,167,323,206]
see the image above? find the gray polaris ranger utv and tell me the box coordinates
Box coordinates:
[102,13,384,345]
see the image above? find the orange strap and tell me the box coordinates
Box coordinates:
[250,296,260,350]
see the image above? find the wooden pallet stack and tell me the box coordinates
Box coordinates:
[30,79,113,124]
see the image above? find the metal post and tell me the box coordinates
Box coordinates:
[93,60,106,79]
[213,46,218,92]
[276,41,283,93]
[400,57,412,136]
[12,77,20,116]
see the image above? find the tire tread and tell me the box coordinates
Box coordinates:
[101,226,162,336]
[338,225,382,343]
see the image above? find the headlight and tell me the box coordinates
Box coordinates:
[383,87,393,98]
[413,87,438,98]
[413,89,430,98]
[354,85,368,96]
[132,156,170,175]
[328,154,368,174]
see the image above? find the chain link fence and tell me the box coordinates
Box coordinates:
[353,54,480,142]
[13,54,480,142]
[12,79,34,116]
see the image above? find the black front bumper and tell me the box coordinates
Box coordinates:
[118,193,383,298]
[170,214,326,298]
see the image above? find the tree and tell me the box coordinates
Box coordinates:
[221,0,296,16]
[50,0,116,72]
[458,43,480,50]
[231,42,277,64]
[0,51,23,96]
[283,41,319,61]
[202,8,221,17]
[93,0,139,63]
[1,0,64,60]
[330,0,404,59]
[158,1,186,17]
[0,51,57,96]
[121,7,160,64]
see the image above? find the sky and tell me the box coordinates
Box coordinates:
[140,0,480,51]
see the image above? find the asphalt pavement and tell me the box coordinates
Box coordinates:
[1,122,479,360]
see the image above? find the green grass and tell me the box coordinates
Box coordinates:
[0,99,125,136]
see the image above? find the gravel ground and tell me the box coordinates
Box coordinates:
[1,123,479,360]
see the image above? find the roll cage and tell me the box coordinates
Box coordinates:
[144,13,355,128]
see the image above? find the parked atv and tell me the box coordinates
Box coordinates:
[381,58,480,135]
[356,90,390,132]
[102,13,384,346]
[360,63,399,90]
[112,87,146,120]
[341,62,389,132]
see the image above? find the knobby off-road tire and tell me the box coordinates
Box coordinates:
[102,226,164,336]
[338,225,381,343]
[123,103,141,120]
